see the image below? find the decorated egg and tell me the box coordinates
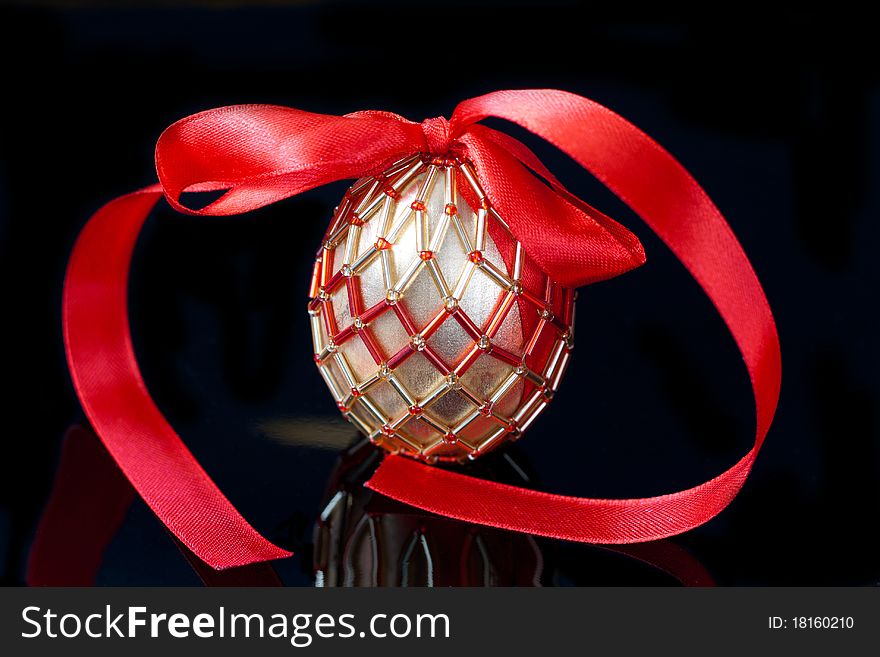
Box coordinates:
[308,154,575,462]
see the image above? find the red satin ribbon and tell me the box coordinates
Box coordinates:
[63,89,781,569]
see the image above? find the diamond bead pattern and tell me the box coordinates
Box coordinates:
[309,155,575,462]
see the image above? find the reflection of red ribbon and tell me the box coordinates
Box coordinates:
[28,426,281,586]
[29,426,713,586]
[64,90,780,570]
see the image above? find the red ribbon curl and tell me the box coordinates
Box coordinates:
[63,89,780,569]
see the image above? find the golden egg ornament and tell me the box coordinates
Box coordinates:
[308,154,575,462]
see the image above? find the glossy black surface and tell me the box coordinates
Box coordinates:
[0,2,877,585]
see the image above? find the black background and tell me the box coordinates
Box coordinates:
[0,1,877,586]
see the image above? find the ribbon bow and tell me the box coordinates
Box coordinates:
[155,92,647,288]
[63,89,781,570]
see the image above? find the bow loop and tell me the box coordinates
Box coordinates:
[155,105,425,217]
[459,128,646,287]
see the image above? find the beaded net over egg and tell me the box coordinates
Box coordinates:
[308,154,575,462]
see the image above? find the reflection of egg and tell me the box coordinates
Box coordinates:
[314,440,544,586]
[308,154,575,462]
